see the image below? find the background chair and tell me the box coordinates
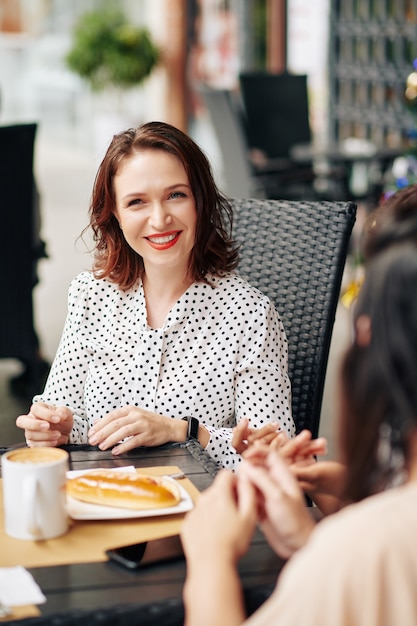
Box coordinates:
[0,123,47,397]
[197,84,261,198]
[238,71,318,199]
[232,198,357,438]
[238,71,348,200]
[239,71,311,161]
[198,83,325,201]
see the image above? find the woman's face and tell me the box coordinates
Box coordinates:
[113,149,197,276]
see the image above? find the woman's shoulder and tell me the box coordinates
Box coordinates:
[69,271,112,297]
[69,270,95,289]
[259,484,417,626]
[309,482,417,560]
[68,271,140,302]
[209,272,273,307]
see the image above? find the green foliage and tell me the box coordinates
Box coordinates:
[66,8,160,91]
[253,0,267,69]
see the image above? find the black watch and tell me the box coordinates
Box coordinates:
[182,416,200,440]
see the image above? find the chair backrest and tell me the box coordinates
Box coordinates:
[0,123,39,365]
[239,72,311,160]
[232,198,356,438]
[197,85,263,198]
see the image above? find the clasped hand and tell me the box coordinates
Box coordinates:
[182,446,316,569]
[183,426,342,568]
[233,420,345,515]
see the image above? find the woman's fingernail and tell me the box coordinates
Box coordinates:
[89,435,97,445]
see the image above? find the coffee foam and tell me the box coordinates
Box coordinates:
[6,447,68,464]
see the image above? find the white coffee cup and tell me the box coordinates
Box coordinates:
[2,446,69,540]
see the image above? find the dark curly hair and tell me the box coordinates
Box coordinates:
[87,121,239,290]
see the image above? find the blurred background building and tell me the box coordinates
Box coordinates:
[0,1,326,155]
[1,1,415,168]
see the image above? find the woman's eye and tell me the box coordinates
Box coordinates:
[127,198,143,207]
[169,191,186,200]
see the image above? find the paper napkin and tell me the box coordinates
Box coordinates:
[0,566,46,607]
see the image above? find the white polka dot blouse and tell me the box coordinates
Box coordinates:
[34,271,294,469]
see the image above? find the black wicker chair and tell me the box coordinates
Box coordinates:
[232,198,357,438]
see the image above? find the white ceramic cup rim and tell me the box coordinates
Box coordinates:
[3,446,68,465]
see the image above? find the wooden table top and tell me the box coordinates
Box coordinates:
[0,442,286,623]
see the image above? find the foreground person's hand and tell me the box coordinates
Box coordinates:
[278,429,327,465]
[182,469,257,564]
[16,402,73,447]
[182,470,257,626]
[291,460,347,514]
[244,429,326,471]
[243,432,343,515]
[292,460,346,497]
[241,451,316,560]
[88,406,209,455]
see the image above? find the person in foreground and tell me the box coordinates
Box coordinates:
[16,121,294,469]
[230,183,417,514]
[181,242,417,625]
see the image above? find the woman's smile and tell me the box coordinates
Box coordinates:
[146,230,182,249]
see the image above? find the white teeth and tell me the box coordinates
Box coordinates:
[148,233,177,244]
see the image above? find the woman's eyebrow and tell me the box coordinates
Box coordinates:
[124,183,190,197]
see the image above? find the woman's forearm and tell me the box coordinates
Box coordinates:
[183,557,246,626]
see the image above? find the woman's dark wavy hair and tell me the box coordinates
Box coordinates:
[88,121,239,290]
[340,243,417,502]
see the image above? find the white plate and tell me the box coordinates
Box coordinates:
[66,466,193,521]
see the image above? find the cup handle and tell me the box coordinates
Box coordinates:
[22,475,42,538]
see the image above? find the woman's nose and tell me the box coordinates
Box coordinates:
[149,202,172,227]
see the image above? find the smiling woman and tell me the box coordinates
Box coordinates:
[16,121,295,470]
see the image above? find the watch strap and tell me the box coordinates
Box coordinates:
[182,416,200,440]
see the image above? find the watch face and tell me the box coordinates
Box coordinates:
[182,416,199,440]
[189,417,199,440]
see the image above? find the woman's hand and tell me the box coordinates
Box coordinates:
[241,451,316,559]
[88,406,209,455]
[278,429,327,465]
[275,433,346,514]
[243,429,326,464]
[292,460,347,506]
[243,430,343,514]
[231,417,284,454]
[16,402,73,447]
[181,470,256,626]
[181,469,257,566]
